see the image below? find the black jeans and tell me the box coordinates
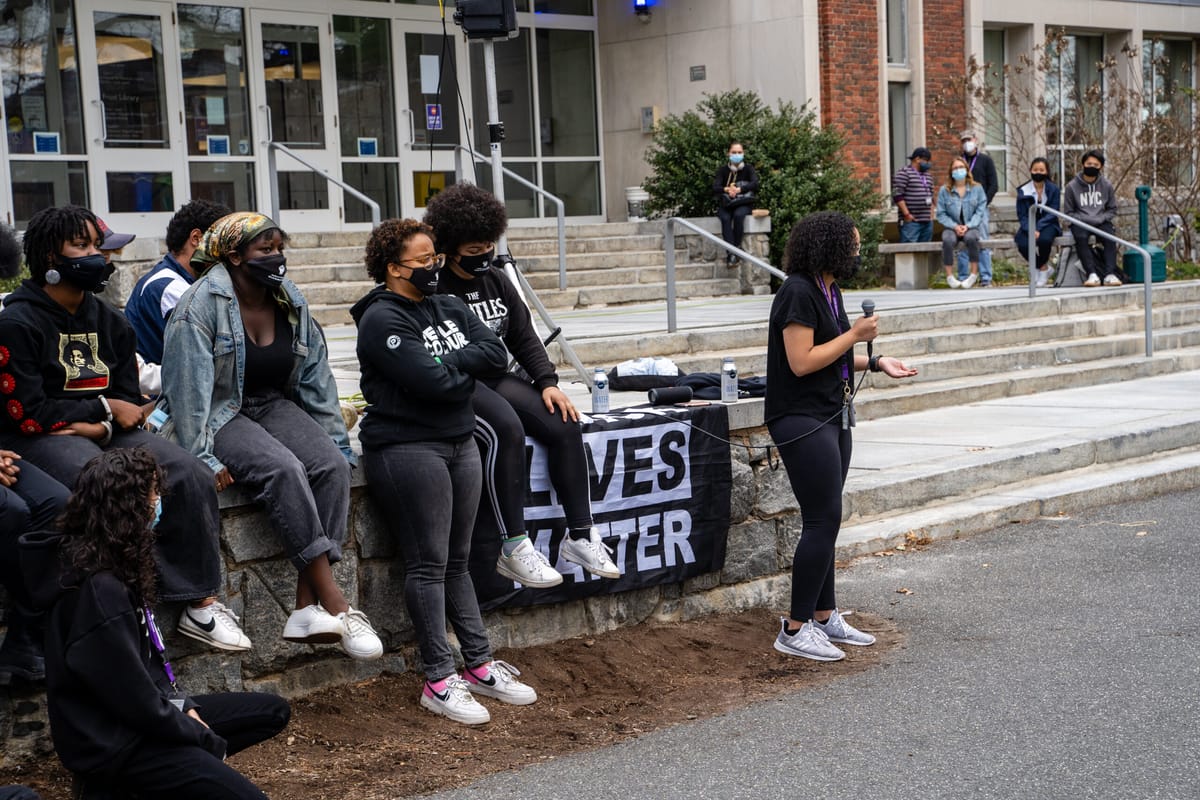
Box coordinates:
[472,376,594,536]
[94,691,289,800]
[213,393,351,570]
[0,429,222,603]
[717,204,752,250]
[1072,222,1118,277]
[768,414,852,621]
[363,438,492,680]
[0,460,69,613]
[1015,228,1056,270]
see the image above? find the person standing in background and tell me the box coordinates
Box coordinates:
[956,131,999,287]
[892,148,934,243]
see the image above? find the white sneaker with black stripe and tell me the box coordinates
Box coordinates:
[420,675,491,725]
[178,600,252,652]
[464,660,538,705]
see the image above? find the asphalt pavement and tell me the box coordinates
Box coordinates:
[423,488,1200,800]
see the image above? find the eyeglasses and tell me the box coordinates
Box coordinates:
[397,253,445,271]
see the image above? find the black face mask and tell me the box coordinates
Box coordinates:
[1030,173,1048,183]
[47,253,110,292]
[833,255,862,282]
[458,249,495,276]
[243,253,287,287]
[405,265,441,296]
[1082,166,1101,178]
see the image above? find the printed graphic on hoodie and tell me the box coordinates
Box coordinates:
[58,333,110,391]
[461,289,509,336]
[1077,185,1106,209]
[420,319,468,356]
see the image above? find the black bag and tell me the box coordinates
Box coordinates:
[719,191,756,210]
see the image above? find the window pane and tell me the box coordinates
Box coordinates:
[888,82,910,177]
[94,11,170,147]
[405,33,461,150]
[337,17,397,158]
[886,0,906,65]
[179,5,252,157]
[532,0,592,13]
[542,161,599,216]
[474,162,538,218]
[982,30,1005,147]
[1,0,87,155]
[471,29,534,157]
[536,29,598,157]
[343,162,400,222]
[262,23,324,148]
[106,171,174,212]
[11,161,89,227]
[189,161,255,210]
[276,171,328,209]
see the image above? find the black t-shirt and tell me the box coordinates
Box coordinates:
[243,305,293,398]
[764,274,852,423]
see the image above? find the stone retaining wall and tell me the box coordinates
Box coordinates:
[1,402,801,768]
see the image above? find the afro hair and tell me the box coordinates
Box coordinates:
[783,211,858,279]
[421,183,507,257]
[364,218,434,283]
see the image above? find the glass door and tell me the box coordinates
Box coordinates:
[76,0,186,234]
[249,11,340,230]
[397,24,465,216]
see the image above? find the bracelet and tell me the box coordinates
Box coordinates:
[98,420,114,447]
[98,395,113,423]
[868,355,883,373]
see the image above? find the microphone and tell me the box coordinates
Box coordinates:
[861,299,876,362]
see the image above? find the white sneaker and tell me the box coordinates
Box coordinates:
[1035,268,1049,288]
[560,528,620,579]
[496,538,563,588]
[946,274,962,289]
[464,659,538,705]
[420,675,491,725]
[1103,274,1122,286]
[772,617,845,661]
[813,608,876,646]
[337,607,383,660]
[178,601,252,652]
[961,273,978,289]
[1084,272,1101,287]
[282,604,343,644]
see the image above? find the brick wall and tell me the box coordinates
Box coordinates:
[922,0,967,161]
[818,0,881,178]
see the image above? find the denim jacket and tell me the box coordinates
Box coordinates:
[158,263,354,473]
[935,183,987,231]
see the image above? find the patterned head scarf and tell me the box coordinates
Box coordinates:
[192,212,280,272]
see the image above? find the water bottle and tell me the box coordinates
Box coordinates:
[720,357,738,404]
[592,367,610,414]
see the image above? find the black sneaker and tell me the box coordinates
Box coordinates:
[0,619,45,684]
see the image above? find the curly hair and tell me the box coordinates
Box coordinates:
[364,218,434,283]
[0,222,21,280]
[22,205,100,284]
[421,183,506,257]
[59,448,164,604]
[783,211,858,279]
[165,199,231,254]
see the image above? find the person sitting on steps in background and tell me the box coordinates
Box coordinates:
[1062,149,1123,287]
[1014,157,1062,288]
[935,158,988,289]
[713,141,760,266]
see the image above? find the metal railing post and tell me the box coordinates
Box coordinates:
[266,142,380,228]
[665,218,678,333]
[267,145,280,225]
[1027,204,1038,299]
[554,197,567,292]
[506,264,593,389]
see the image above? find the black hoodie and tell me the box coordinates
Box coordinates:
[19,530,225,778]
[350,286,507,448]
[0,280,141,436]
[438,266,558,391]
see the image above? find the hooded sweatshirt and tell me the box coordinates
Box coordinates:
[19,530,225,778]
[1062,174,1118,229]
[0,280,141,436]
[438,266,558,390]
[350,286,507,448]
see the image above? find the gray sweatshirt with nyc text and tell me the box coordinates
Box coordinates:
[1062,174,1118,228]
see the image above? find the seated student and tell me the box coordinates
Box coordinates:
[1014,157,1062,287]
[0,223,71,686]
[1063,149,1122,287]
[935,157,988,289]
[424,183,619,588]
[161,212,381,659]
[126,199,231,397]
[0,205,250,652]
[21,448,289,800]
[353,219,537,725]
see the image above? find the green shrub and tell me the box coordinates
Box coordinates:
[0,268,26,295]
[642,90,886,288]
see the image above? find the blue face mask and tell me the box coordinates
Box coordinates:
[952,169,968,182]
[152,497,162,529]
[729,154,744,164]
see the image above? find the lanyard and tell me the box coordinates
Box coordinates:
[967,153,978,173]
[815,276,851,384]
[142,605,178,690]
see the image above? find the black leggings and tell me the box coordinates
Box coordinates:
[768,414,852,621]
[471,376,594,536]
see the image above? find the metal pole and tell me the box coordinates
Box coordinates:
[267,145,280,225]
[482,39,508,256]
[665,218,678,333]
[555,198,567,291]
[1028,203,1038,299]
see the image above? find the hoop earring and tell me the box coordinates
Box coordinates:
[45,269,61,285]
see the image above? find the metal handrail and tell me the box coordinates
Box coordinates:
[453,145,568,291]
[265,141,381,228]
[1027,203,1154,357]
[502,260,593,390]
[665,217,784,333]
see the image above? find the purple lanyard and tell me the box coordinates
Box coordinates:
[815,277,850,382]
[967,153,978,173]
[143,605,178,689]
[918,170,930,193]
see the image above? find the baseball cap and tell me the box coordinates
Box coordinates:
[95,216,136,251]
[959,130,977,141]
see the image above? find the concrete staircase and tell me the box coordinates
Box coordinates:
[285,222,740,327]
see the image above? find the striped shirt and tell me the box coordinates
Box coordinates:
[892,164,934,222]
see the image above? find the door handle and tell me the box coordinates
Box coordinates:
[91,99,108,144]
[400,108,415,148]
[260,104,274,144]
